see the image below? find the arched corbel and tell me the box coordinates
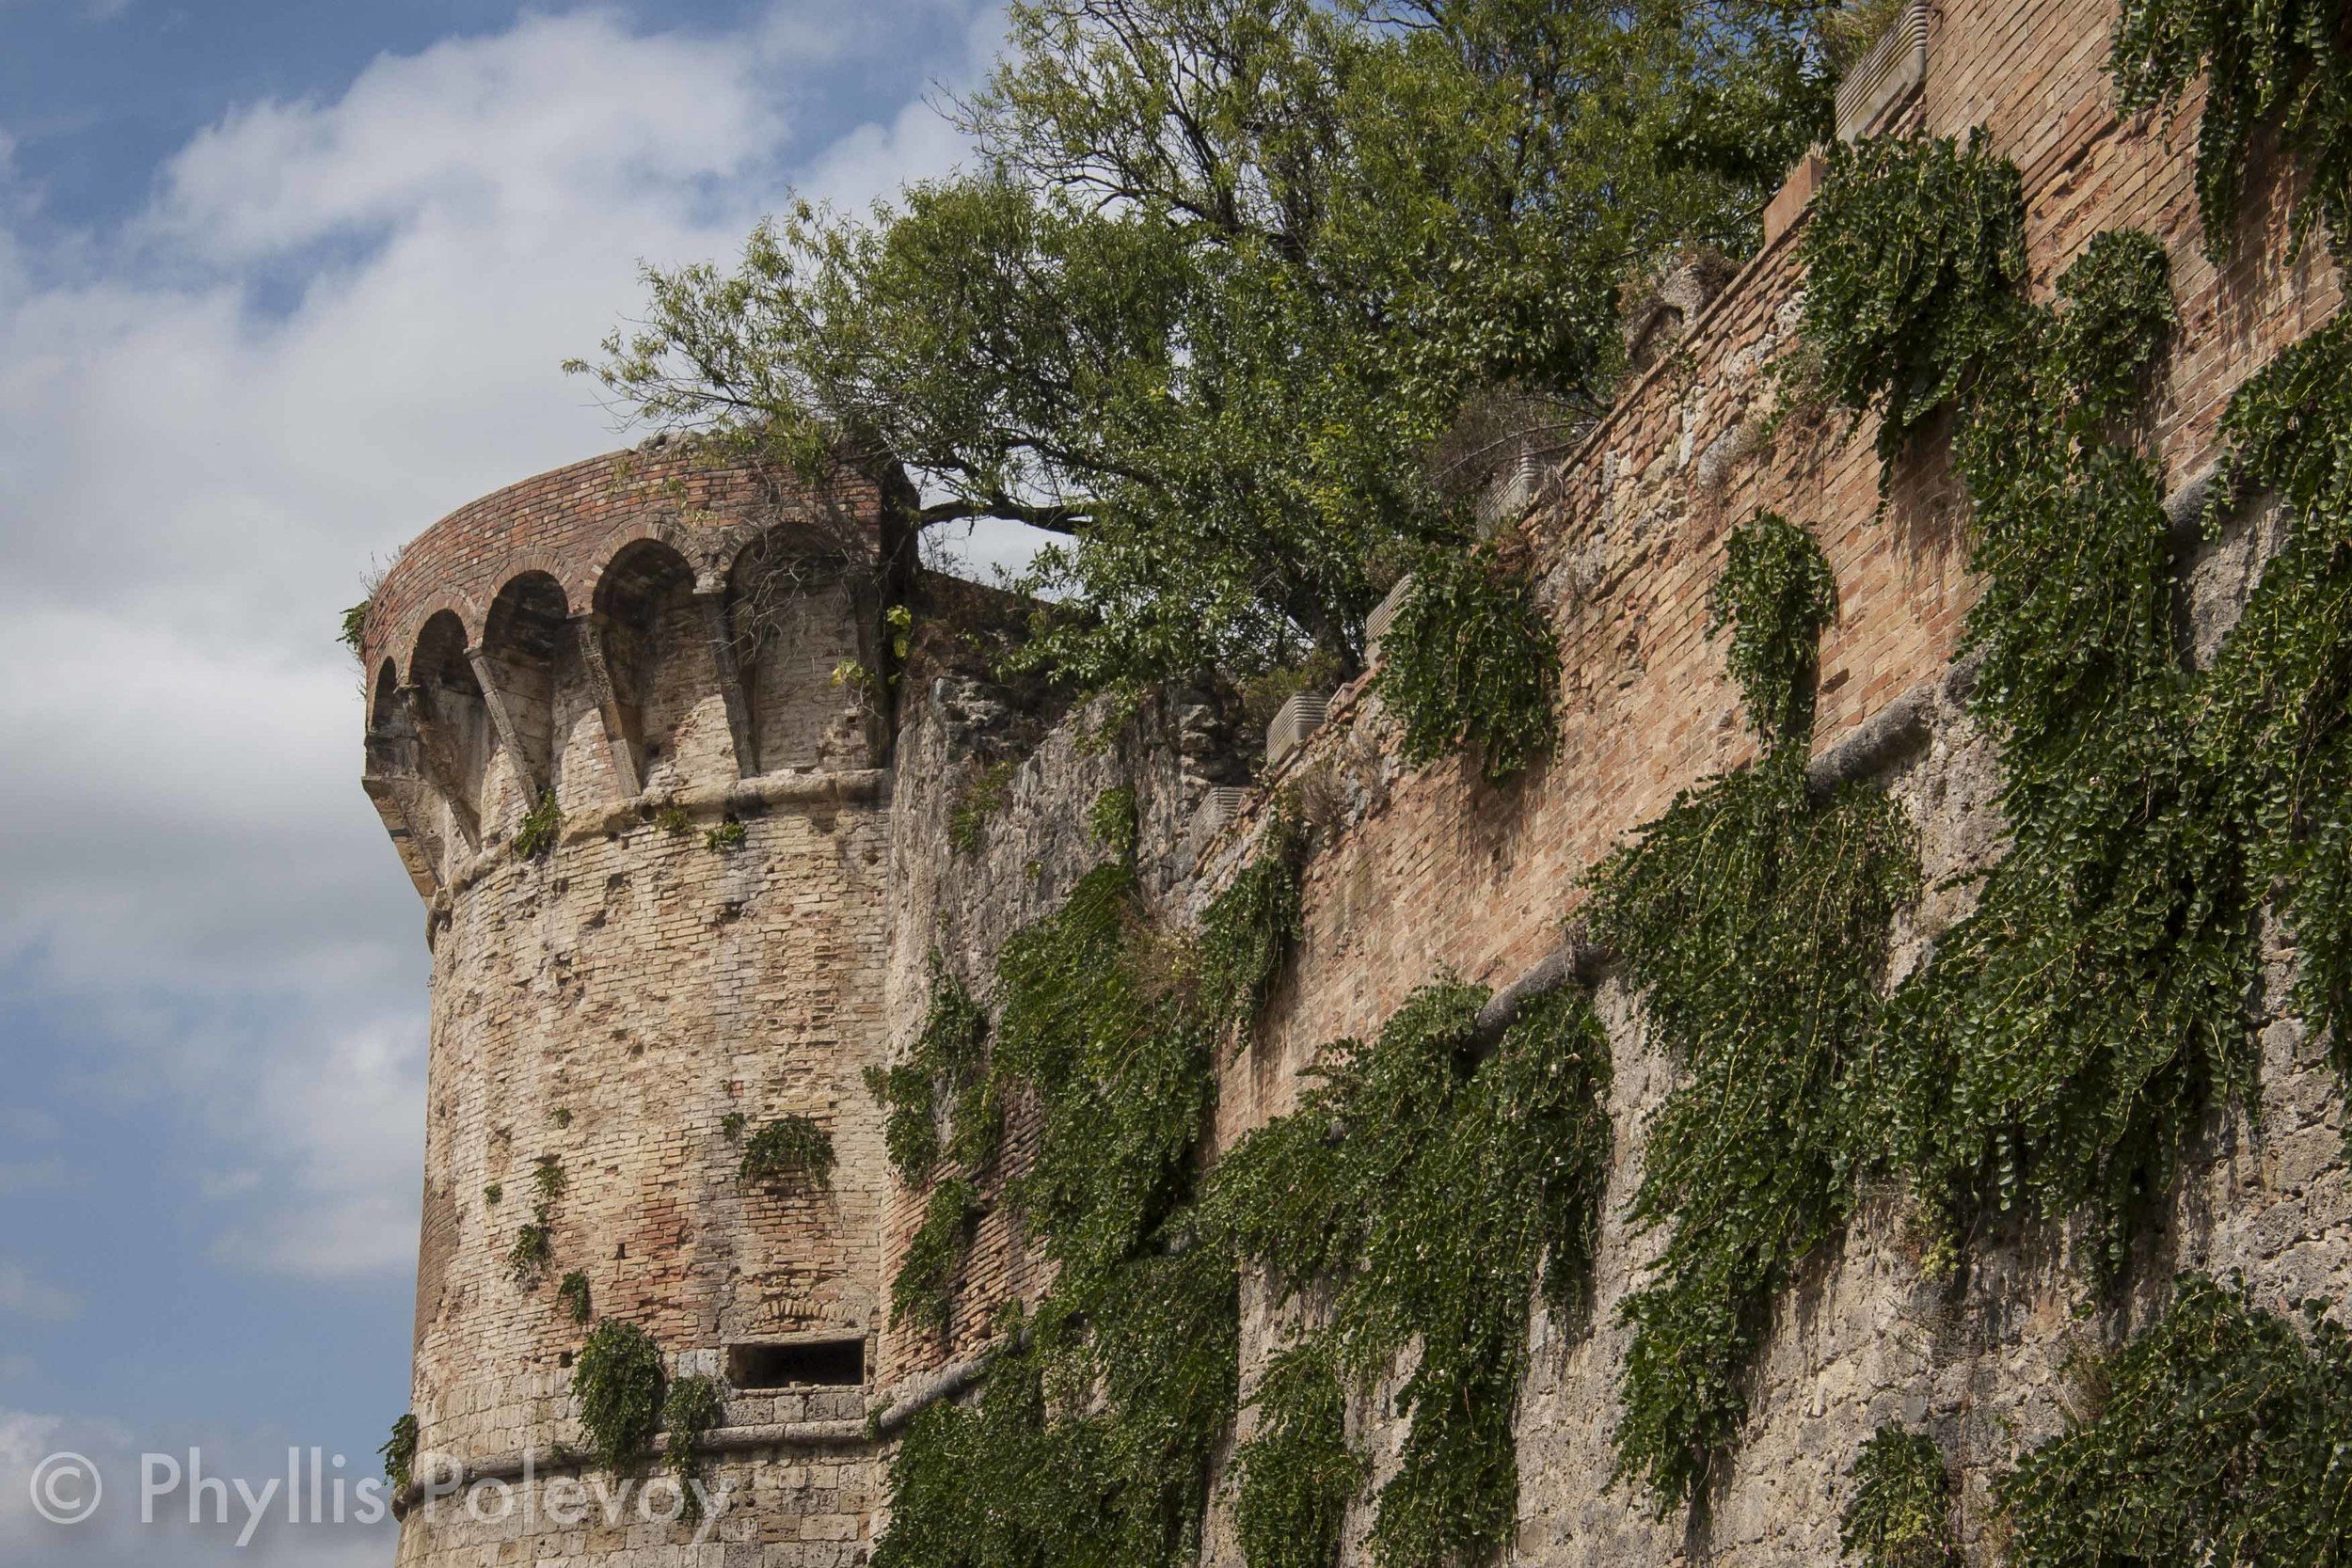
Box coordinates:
[464,644,547,797]
[400,684,483,850]
[571,614,644,799]
[693,584,760,780]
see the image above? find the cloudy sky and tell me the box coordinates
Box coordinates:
[0,1,1000,1558]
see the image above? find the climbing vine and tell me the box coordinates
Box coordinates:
[1800,131,2027,477]
[866,962,995,1186]
[508,1154,568,1289]
[2200,313,2352,1089]
[891,1177,977,1339]
[1205,982,1613,1567]
[739,1115,836,1192]
[558,1270,592,1325]
[1839,1427,1957,1568]
[574,1318,665,1474]
[1196,813,1306,1039]
[1375,539,1560,784]
[874,851,1238,1568]
[1588,512,1917,1511]
[1999,1272,2352,1566]
[661,1373,726,1523]
[1229,1345,1365,1568]
[2110,0,2352,259]
[1814,153,2265,1279]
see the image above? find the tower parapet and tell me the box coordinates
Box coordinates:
[364,441,902,1565]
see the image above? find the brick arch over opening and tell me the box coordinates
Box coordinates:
[408,610,490,847]
[480,571,571,789]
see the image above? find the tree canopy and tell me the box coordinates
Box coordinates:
[580,0,1859,694]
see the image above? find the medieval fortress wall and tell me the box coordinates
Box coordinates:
[360,1,2351,1564]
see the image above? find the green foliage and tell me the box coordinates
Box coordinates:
[2200,312,2352,1090]
[574,1319,666,1474]
[1205,983,1613,1567]
[864,961,994,1186]
[483,1180,501,1205]
[1088,784,1140,861]
[340,598,371,657]
[1589,501,1915,1510]
[704,817,747,852]
[2110,0,2352,258]
[876,854,1241,1568]
[1824,179,2261,1275]
[1708,511,1838,744]
[550,1106,573,1129]
[1231,1346,1365,1568]
[379,1413,419,1492]
[1375,541,1560,783]
[1999,1273,2352,1567]
[949,761,1016,855]
[1839,1428,1957,1568]
[739,1115,837,1192]
[532,1154,566,1206]
[1197,816,1307,1037]
[1800,131,2027,476]
[1590,755,1917,1509]
[719,1110,746,1141]
[661,1374,727,1523]
[508,1221,553,1288]
[891,1178,977,1338]
[656,804,691,835]
[558,1270,592,1325]
[512,788,563,860]
[583,0,1855,695]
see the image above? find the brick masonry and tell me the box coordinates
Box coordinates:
[364,1,2352,1563]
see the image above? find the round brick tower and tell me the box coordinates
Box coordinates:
[359,441,903,1565]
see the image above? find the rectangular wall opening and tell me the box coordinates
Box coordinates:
[726,1337,866,1388]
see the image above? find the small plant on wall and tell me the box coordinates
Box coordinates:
[512,788,564,860]
[558,1271,592,1324]
[739,1115,836,1192]
[573,1319,665,1474]
[705,817,747,852]
[378,1413,419,1493]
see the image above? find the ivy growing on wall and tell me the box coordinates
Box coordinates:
[866,961,995,1186]
[1587,510,1917,1511]
[574,1318,665,1474]
[1228,1345,1365,1568]
[1800,131,2026,477]
[739,1115,837,1192]
[2110,0,2352,259]
[1204,982,1613,1567]
[1999,1273,2352,1566]
[2200,313,2352,1090]
[875,804,1326,1568]
[1197,812,1306,1040]
[558,1270,592,1325]
[891,1177,977,1339]
[661,1373,726,1523]
[1375,540,1560,784]
[1839,1427,1957,1568]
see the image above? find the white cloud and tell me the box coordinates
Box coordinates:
[0,1,997,1285]
[0,1262,79,1322]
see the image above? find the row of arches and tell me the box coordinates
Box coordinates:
[366,533,880,881]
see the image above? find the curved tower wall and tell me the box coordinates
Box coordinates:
[361,446,899,1565]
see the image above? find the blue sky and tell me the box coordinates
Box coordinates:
[0,2,1004,1559]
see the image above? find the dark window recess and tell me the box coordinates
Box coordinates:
[727,1338,866,1388]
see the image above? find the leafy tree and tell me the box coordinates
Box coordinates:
[580,0,1849,694]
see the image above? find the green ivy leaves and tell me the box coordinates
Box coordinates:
[1375,542,1560,784]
